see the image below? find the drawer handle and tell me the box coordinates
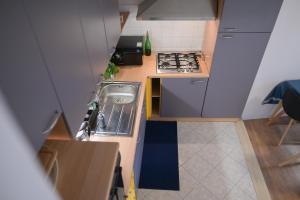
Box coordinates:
[191,80,205,84]
[222,35,233,39]
[42,110,61,135]
[224,28,238,32]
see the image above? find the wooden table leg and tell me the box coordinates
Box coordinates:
[268,101,283,126]
[278,119,294,146]
[279,152,300,167]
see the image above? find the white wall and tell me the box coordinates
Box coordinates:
[120,5,206,51]
[0,91,60,200]
[242,0,300,120]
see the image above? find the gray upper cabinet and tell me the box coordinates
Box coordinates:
[79,0,109,84]
[102,0,121,55]
[161,78,208,117]
[0,0,61,151]
[219,0,283,33]
[202,33,270,117]
[24,0,95,136]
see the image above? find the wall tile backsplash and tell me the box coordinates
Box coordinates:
[120,6,206,52]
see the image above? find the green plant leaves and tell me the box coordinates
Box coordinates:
[104,61,120,80]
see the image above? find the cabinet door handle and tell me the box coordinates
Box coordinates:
[222,35,233,39]
[224,28,238,32]
[42,110,61,135]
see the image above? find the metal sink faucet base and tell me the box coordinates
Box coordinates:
[97,111,106,129]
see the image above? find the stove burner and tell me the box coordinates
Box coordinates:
[161,62,170,67]
[165,54,171,59]
[183,54,189,59]
[157,52,201,73]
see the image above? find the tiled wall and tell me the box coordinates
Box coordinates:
[120,5,206,51]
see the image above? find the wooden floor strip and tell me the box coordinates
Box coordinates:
[235,120,272,200]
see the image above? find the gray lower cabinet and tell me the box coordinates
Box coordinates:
[161,78,208,117]
[219,0,283,33]
[102,0,121,54]
[24,0,96,136]
[202,33,270,117]
[133,98,146,187]
[0,0,61,151]
[79,0,109,84]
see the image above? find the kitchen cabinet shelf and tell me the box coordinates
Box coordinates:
[152,97,160,118]
[151,78,161,97]
[151,78,161,118]
[152,89,160,97]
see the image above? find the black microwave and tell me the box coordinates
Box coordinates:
[111,36,143,66]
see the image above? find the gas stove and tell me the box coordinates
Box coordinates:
[157,52,201,74]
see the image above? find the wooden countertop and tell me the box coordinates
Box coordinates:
[41,140,119,200]
[115,54,209,81]
[90,53,210,194]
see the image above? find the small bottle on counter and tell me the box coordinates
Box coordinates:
[144,31,151,56]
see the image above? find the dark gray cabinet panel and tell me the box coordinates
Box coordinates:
[133,98,146,187]
[0,0,61,151]
[102,0,121,54]
[202,33,270,117]
[219,0,283,33]
[24,0,95,136]
[79,0,108,84]
[161,78,208,117]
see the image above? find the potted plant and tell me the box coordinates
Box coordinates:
[104,61,120,80]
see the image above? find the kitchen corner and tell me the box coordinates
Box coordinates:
[90,54,209,194]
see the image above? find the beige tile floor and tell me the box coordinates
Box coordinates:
[137,122,257,200]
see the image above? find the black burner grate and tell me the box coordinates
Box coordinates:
[157,53,200,72]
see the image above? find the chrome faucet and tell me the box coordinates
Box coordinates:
[75,121,90,141]
[97,111,106,129]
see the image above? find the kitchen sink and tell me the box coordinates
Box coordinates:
[91,81,141,137]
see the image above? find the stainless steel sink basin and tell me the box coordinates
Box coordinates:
[91,81,141,137]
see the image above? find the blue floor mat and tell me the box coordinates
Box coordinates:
[138,121,179,190]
